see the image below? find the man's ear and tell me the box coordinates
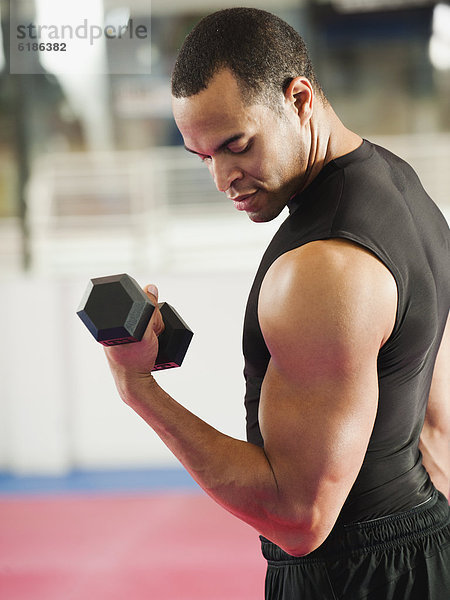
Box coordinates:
[284,77,313,125]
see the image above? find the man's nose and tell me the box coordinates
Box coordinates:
[209,157,243,193]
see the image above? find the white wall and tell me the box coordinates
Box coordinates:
[0,269,263,474]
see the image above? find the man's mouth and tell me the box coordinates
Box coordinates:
[231,191,258,212]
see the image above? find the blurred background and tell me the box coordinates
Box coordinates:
[0,0,449,479]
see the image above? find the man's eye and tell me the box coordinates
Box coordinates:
[200,155,212,162]
[229,143,251,155]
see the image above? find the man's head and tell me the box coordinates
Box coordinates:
[171,7,325,110]
[171,8,326,222]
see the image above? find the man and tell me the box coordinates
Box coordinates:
[105,8,450,599]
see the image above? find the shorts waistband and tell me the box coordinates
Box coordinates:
[260,489,450,564]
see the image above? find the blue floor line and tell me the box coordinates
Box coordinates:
[0,467,200,495]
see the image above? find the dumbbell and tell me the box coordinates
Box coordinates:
[76,274,193,371]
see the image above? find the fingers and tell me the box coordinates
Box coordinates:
[144,283,165,337]
[145,284,159,304]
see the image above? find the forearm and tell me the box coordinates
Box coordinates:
[111,370,314,554]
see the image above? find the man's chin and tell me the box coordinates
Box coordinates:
[246,204,285,223]
[247,211,271,223]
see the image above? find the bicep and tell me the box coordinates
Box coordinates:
[258,240,397,530]
[259,357,378,525]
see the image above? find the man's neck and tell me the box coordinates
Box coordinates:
[301,105,362,193]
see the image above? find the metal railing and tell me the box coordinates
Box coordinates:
[1,133,448,276]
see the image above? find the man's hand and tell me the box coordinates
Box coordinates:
[104,284,164,392]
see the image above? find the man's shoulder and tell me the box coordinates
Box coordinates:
[260,238,396,302]
[258,238,398,362]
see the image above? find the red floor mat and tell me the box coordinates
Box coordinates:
[0,492,266,599]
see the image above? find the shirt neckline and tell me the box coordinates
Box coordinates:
[287,139,373,215]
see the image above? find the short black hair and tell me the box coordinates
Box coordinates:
[171,7,325,108]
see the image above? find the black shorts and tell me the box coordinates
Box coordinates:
[261,489,450,600]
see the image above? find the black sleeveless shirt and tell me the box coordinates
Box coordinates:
[243,140,450,522]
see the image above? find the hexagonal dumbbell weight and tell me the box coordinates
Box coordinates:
[77,274,193,371]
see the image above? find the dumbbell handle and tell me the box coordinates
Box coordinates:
[77,274,193,371]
